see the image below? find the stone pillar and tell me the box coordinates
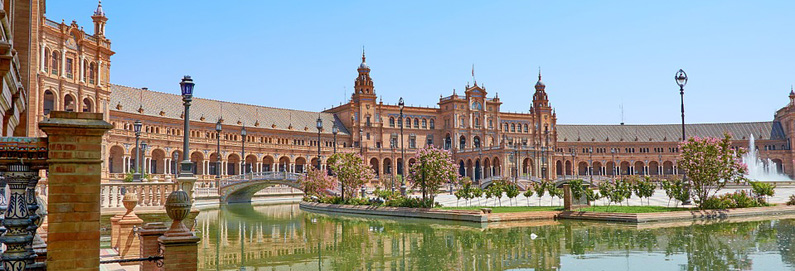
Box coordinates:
[139,222,167,271]
[159,190,200,271]
[39,112,112,271]
[117,193,143,262]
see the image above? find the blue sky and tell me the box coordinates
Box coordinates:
[47,1,795,124]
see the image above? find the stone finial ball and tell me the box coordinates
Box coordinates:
[122,192,139,211]
[164,190,191,221]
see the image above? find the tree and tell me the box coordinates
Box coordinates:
[534,181,548,206]
[299,166,337,199]
[472,187,483,206]
[505,183,520,206]
[328,153,375,201]
[633,177,656,206]
[678,133,748,208]
[523,189,534,206]
[407,145,459,203]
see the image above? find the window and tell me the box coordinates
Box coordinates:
[389,117,395,127]
[460,117,465,128]
[66,58,73,78]
[504,123,509,132]
[422,119,427,129]
[429,119,435,129]
[44,48,50,72]
[471,101,482,110]
[51,51,59,75]
[43,90,55,115]
[390,134,398,148]
[366,117,371,127]
[413,119,419,128]
[405,118,411,128]
[366,133,370,140]
[489,119,493,129]
[89,63,96,84]
[511,123,516,132]
[426,135,434,147]
[524,124,529,133]
[409,135,416,149]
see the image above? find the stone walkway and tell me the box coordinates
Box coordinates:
[434,187,795,208]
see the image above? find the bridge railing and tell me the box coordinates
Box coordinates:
[219,171,305,187]
[100,182,179,208]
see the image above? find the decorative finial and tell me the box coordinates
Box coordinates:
[495,92,499,98]
[94,0,105,16]
[538,66,542,81]
[362,46,366,63]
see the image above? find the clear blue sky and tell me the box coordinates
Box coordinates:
[47,1,795,125]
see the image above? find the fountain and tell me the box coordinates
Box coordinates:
[743,134,791,181]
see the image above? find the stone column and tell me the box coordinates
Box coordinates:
[139,222,167,271]
[39,112,112,271]
[159,190,200,270]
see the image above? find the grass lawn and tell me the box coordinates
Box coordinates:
[440,206,564,213]
[574,205,692,213]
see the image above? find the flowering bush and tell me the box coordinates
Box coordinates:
[299,166,337,198]
[327,152,375,200]
[407,145,459,202]
[678,133,748,209]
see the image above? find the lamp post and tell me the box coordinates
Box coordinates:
[133,120,142,181]
[215,119,222,179]
[359,128,363,154]
[141,141,148,180]
[179,75,195,178]
[316,117,323,170]
[675,69,691,204]
[588,147,593,184]
[611,148,616,179]
[332,123,338,154]
[241,126,247,175]
[570,148,575,181]
[399,97,405,180]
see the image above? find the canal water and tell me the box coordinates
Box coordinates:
[193,204,795,271]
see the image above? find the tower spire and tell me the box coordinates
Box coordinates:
[362,46,366,63]
[91,0,108,36]
[538,66,542,81]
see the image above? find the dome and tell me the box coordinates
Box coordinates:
[534,69,545,91]
[359,62,369,69]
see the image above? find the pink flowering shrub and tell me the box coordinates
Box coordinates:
[327,152,375,200]
[407,145,460,202]
[678,133,748,209]
[299,166,337,199]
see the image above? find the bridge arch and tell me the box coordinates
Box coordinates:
[220,172,304,203]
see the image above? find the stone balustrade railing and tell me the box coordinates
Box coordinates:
[101,182,178,208]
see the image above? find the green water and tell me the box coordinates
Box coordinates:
[194,204,795,270]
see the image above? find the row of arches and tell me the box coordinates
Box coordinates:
[108,145,331,176]
[554,160,680,176]
[456,157,503,181]
[388,116,435,130]
[42,90,94,114]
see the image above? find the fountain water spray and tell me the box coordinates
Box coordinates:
[743,134,791,181]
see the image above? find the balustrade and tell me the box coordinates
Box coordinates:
[101,183,178,208]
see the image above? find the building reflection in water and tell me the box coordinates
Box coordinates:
[195,204,795,271]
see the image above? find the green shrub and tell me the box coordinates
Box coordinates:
[702,190,763,209]
[701,196,732,210]
[787,195,795,206]
[750,181,775,199]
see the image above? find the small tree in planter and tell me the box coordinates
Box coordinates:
[678,133,748,209]
[750,181,775,204]
[505,183,520,206]
[407,145,459,205]
[534,180,549,206]
[327,153,375,201]
[472,187,484,206]
[523,189,534,206]
[633,177,656,206]
[299,167,337,200]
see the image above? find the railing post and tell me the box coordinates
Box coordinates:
[138,222,167,271]
[0,166,39,271]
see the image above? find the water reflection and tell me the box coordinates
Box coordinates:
[195,204,795,270]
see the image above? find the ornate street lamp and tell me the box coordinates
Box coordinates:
[675,69,691,204]
[215,119,222,179]
[316,116,323,170]
[141,141,148,178]
[179,75,195,178]
[133,120,142,181]
[241,125,247,174]
[588,147,593,183]
[398,97,405,178]
[569,148,576,181]
[332,122,338,154]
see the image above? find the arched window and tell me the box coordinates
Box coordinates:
[504,123,509,132]
[389,117,395,127]
[459,117,465,128]
[421,118,427,129]
[459,135,466,150]
[64,95,75,112]
[413,118,419,128]
[405,118,410,128]
[511,123,516,132]
[429,119,435,129]
[44,48,51,72]
[82,59,89,81]
[474,118,479,128]
[43,90,55,115]
[474,136,481,149]
[82,98,93,112]
[51,51,60,75]
[89,62,96,84]
[524,124,529,133]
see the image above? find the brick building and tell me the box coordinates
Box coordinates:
[24,2,795,186]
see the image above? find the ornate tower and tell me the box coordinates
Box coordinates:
[531,69,557,178]
[350,50,377,149]
[91,1,107,36]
